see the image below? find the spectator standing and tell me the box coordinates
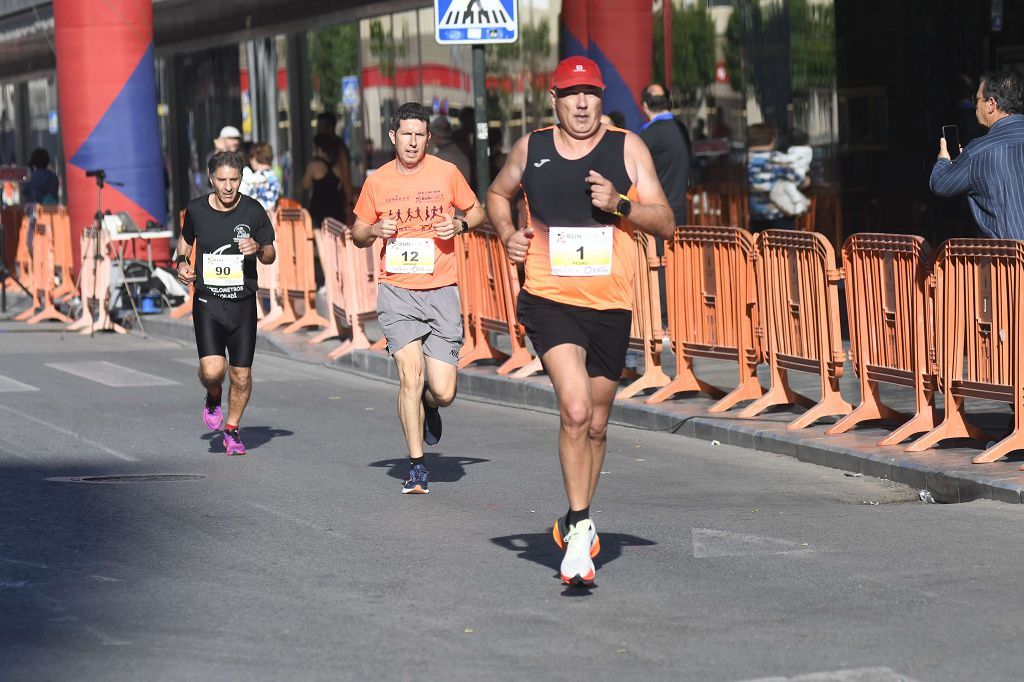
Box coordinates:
[746,123,806,231]
[429,116,472,184]
[302,134,347,229]
[240,142,281,212]
[930,70,1024,239]
[638,84,690,225]
[315,112,354,213]
[23,148,59,204]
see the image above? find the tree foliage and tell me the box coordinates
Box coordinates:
[652,1,716,105]
[308,23,359,111]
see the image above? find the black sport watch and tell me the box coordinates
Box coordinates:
[176,254,188,266]
[615,194,632,218]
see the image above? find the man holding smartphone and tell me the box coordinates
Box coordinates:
[930,70,1024,239]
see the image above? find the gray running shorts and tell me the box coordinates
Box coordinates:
[377,283,464,365]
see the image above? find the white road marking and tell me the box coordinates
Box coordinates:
[249,502,331,532]
[739,668,923,682]
[691,528,815,559]
[46,360,178,387]
[0,374,38,392]
[173,356,327,383]
[0,402,138,462]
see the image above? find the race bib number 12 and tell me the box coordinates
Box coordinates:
[386,237,435,274]
[549,226,613,276]
[203,253,244,287]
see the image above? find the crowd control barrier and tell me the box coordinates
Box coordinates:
[258,207,329,334]
[66,227,124,334]
[906,239,1022,465]
[20,214,71,324]
[37,206,75,302]
[826,234,937,444]
[647,226,763,411]
[316,218,385,358]
[738,229,851,429]
[687,185,749,230]
[618,230,670,399]
[456,226,534,375]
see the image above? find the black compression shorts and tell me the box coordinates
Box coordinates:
[192,295,258,368]
[516,290,632,381]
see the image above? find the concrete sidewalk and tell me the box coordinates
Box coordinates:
[132,307,1024,506]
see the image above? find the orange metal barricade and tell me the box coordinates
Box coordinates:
[313,217,386,357]
[10,214,33,309]
[278,197,301,210]
[259,207,329,334]
[34,206,74,302]
[618,229,670,399]
[66,227,124,334]
[23,217,71,324]
[687,185,749,230]
[738,229,852,429]
[647,226,764,411]
[826,234,937,444]
[906,239,1022,465]
[457,226,534,375]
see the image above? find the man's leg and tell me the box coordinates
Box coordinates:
[586,375,619,501]
[393,340,426,459]
[226,365,253,427]
[199,355,227,401]
[540,344,593,513]
[423,355,458,409]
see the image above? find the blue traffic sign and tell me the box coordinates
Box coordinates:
[435,0,518,45]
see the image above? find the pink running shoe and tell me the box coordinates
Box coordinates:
[203,395,223,431]
[223,429,247,456]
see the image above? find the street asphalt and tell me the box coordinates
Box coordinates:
[2,322,1024,681]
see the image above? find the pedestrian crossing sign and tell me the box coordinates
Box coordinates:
[435,0,518,44]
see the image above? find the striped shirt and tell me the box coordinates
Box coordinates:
[930,114,1024,239]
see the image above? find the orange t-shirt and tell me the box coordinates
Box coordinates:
[353,155,477,290]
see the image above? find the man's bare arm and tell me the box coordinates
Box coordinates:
[621,133,675,240]
[486,135,530,247]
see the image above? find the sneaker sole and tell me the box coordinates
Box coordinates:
[560,570,596,586]
[552,518,601,558]
[402,486,429,494]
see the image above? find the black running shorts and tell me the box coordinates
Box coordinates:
[516,290,632,381]
[192,295,258,368]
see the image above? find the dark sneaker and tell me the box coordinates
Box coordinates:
[402,462,429,494]
[553,516,601,557]
[223,429,247,456]
[422,384,442,446]
[203,394,223,431]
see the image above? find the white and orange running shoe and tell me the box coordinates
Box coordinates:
[560,519,597,586]
[553,515,600,557]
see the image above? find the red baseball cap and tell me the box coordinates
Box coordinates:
[551,56,605,90]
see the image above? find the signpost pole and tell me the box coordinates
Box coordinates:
[472,44,490,199]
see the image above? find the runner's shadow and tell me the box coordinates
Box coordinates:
[491,531,657,596]
[369,454,489,483]
[201,426,294,453]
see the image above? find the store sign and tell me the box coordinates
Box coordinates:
[435,0,518,44]
[342,76,360,107]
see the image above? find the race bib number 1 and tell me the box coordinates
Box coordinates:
[203,253,244,287]
[385,237,435,274]
[549,226,613,276]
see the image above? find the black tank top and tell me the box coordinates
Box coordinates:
[518,127,638,311]
[520,127,631,228]
[307,157,346,228]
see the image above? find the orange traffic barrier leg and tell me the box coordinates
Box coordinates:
[905,397,992,453]
[876,404,939,446]
[737,366,817,419]
[282,296,330,335]
[510,356,544,379]
[707,373,763,413]
[496,346,534,375]
[646,358,727,404]
[825,382,907,436]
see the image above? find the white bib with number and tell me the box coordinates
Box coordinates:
[203,253,244,287]
[385,237,435,274]
[548,226,613,276]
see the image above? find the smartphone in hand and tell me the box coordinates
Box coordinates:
[942,125,961,160]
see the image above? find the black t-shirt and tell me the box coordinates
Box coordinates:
[639,117,691,225]
[182,194,275,300]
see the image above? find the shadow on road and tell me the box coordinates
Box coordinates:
[369,454,489,482]
[491,531,657,595]
[200,426,294,453]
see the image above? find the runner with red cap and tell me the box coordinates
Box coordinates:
[487,56,674,585]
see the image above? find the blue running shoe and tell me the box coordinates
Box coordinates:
[422,384,442,446]
[402,462,429,494]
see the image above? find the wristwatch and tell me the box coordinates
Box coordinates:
[456,218,468,234]
[255,243,265,258]
[614,194,632,218]
[176,254,188,266]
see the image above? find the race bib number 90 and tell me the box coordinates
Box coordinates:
[549,226,613,276]
[385,237,435,274]
[203,253,244,287]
